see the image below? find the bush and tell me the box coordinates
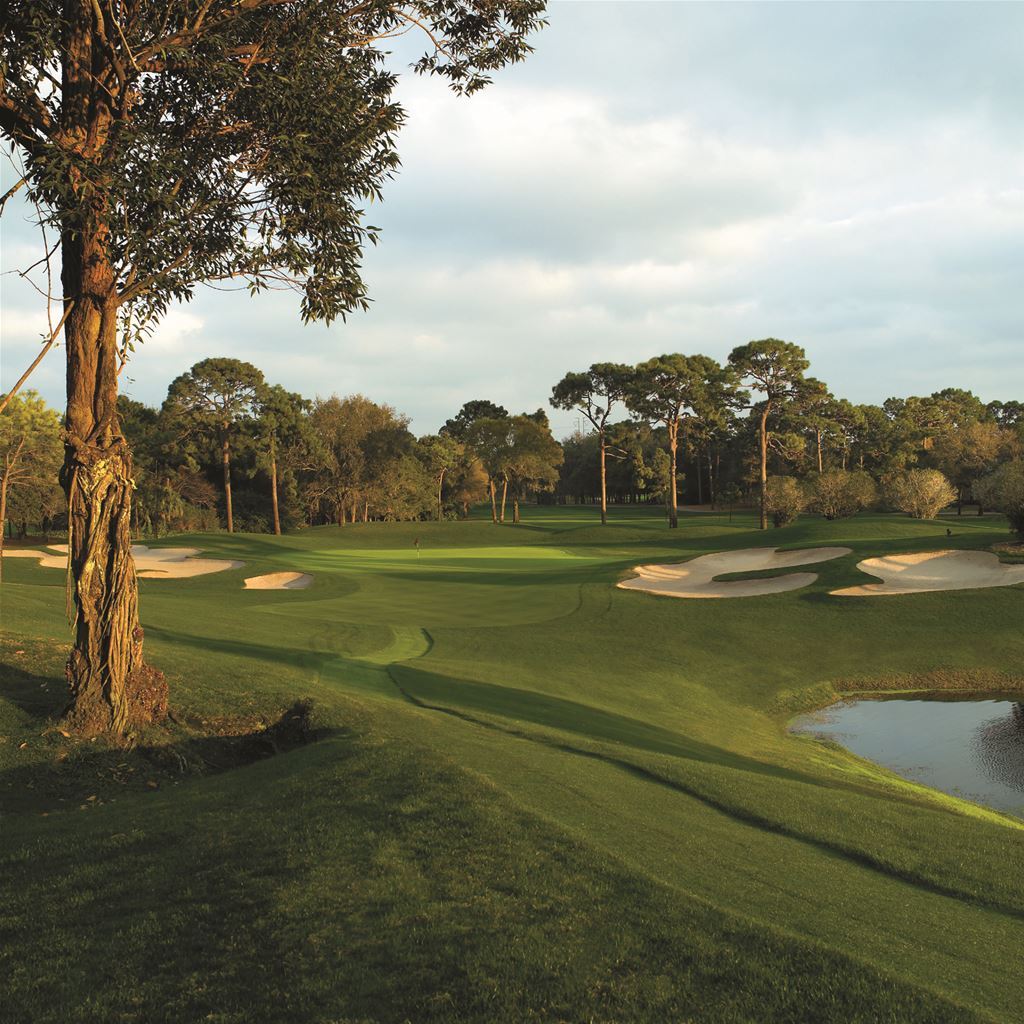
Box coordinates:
[808,470,877,520]
[886,469,957,519]
[974,461,1024,536]
[764,476,808,528]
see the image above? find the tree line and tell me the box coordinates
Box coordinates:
[552,339,1024,532]
[5,340,1023,552]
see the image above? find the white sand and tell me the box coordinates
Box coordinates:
[618,546,852,599]
[243,571,313,590]
[5,543,243,578]
[831,549,1024,597]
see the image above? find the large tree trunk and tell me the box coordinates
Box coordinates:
[500,477,508,523]
[488,479,498,523]
[437,469,445,522]
[221,428,234,532]
[759,403,770,530]
[270,444,281,535]
[60,226,166,735]
[599,431,608,525]
[816,428,823,474]
[695,446,704,505]
[513,496,520,524]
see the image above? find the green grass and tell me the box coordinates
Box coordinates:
[2,506,1023,1022]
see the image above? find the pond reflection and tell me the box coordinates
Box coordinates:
[792,698,1024,818]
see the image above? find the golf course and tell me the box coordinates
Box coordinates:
[3,507,1023,1023]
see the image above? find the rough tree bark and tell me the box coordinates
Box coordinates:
[598,430,608,525]
[60,226,166,734]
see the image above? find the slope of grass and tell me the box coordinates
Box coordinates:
[2,506,1023,1022]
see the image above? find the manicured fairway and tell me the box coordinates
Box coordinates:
[2,508,1023,1023]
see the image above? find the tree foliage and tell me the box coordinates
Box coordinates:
[886,469,957,520]
[974,461,1024,536]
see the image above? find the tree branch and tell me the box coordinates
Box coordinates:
[0,302,75,415]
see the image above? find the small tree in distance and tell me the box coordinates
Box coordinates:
[551,363,632,525]
[764,476,808,528]
[886,469,957,519]
[164,359,266,534]
[974,462,1024,536]
[729,340,809,530]
[808,470,877,520]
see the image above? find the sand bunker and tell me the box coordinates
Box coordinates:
[619,546,852,599]
[832,550,1024,597]
[5,543,243,578]
[243,572,312,590]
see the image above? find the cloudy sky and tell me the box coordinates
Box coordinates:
[3,1,1023,436]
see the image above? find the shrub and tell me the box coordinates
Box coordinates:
[974,461,1024,536]
[808,470,877,520]
[764,476,808,528]
[886,469,957,519]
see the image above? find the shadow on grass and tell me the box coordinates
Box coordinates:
[390,662,807,785]
[0,699,336,815]
[0,651,67,721]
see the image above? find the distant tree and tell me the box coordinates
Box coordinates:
[628,354,735,529]
[310,395,412,524]
[466,416,514,523]
[256,386,311,535]
[788,377,843,474]
[974,462,1024,536]
[807,470,877,520]
[550,363,632,525]
[418,434,464,521]
[764,476,808,528]
[729,340,809,530]
[886,469,957,519]
[0,391,63,578]
[504,416,563,523]
[441,400,510,441]
[164,359,266,533]
[930,421,1008,515]
[719,481,743,523]
[448,455,490,519]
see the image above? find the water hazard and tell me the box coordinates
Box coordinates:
[792,697,1024,818]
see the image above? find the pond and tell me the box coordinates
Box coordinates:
[792,697,1024,818]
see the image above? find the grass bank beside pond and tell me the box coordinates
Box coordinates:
[2,507,1022,1022]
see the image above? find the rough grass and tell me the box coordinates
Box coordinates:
[2,506,1023,1022]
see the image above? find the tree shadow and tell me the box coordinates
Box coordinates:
[0,698,337,815]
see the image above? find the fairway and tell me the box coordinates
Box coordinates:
[2,507,1024,1023]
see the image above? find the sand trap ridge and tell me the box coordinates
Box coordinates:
[5,543,243,578]
[619,546,852,599]
[244,572,313,590]
[831,550,1024,597]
